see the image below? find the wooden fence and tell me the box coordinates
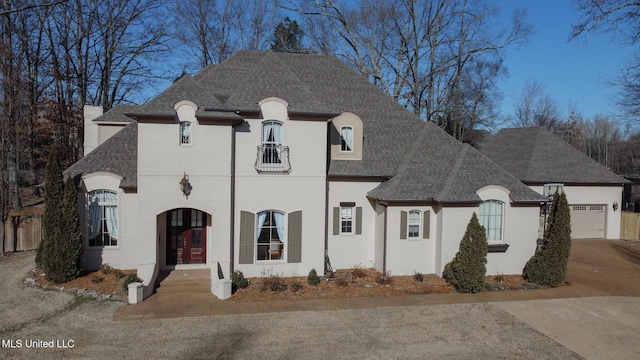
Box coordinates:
[621,211,640,241]
[2,208,43,253]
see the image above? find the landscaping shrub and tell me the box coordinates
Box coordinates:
[442,213,488,293]
[350,264,366,279]
[523,191,572,287]
[261,275,287,292]
[290,281,304,292]
[413,271,424,282]
[100,264,113,274]
[122,273,143,291]
[375,271,393,285]
[334,276,349,287]
[231,270,249,292]
[307,268,320,286]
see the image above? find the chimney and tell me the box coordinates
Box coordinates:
[83,105,103,156]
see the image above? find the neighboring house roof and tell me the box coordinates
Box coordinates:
[478,127,629,185]
[64,121,138,189]
[66,51,547,203]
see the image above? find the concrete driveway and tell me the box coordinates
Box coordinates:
[2,239,639,359]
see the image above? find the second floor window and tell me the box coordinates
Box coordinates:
[262,121,283,164]
[341,126,353,152]
[180,121,192,145]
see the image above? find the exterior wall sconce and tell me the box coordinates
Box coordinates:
[179,173,192,198]
[613,201,618,212]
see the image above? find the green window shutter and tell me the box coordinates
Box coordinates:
[287,211,302,263]
[355,207,362,235]
[400,211,407,239]
[423,210,430,239]
[333,207,340,235]
[239,211,255,264]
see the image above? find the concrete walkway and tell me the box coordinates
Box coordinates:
[115,239,640,321]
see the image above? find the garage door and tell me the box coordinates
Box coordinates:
[570,205,605,239]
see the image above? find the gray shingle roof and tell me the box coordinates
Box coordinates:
[367,124,546,203]
[65,51,550,203]
[64,121,137,189]
[93,104,138,123]
[478,127,629,185]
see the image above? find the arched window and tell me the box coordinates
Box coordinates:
[180,121,192,145]
[256,210,285,260]
[479,200,504,242]
[340,126,353,152]
[262,121,283,164]
[87,190,118,246]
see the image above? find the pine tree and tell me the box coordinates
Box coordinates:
[271,17,305,53]
[58,176,82,282]
[38,151,64,274]
[443,213,488,293]
[523,191,572,287]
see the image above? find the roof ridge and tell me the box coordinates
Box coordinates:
[523,127,544,179]
[436,144,468,201]
[376,124,432,198]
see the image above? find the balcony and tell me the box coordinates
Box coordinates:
[255,144,291,174]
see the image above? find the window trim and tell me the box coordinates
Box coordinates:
[340,125,353,152]
[407,210,421,238]
[479,200,504,243]
[86,189,119,248]
[340,206,354,234]
[256,210,286,262]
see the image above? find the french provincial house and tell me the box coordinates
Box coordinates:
[64,51,547,300]
[478,127,629,240]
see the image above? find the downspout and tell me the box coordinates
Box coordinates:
[383,204,388,273]
[229,124,237,273]
[324,177,329,260]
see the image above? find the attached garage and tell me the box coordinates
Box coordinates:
[570,205,606,239]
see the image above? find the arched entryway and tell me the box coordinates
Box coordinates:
[166,208,207,265]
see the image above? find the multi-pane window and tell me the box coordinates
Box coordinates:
[262,121,283,164]
[256,210,285,260]
[180,121,192,145]
[408,210,421,238]
[87,190,118,247]
[341,207,353,234]
[341,126,353,152]
[479,200,504,242]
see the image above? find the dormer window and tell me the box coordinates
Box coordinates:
[341,126,353,152]
[180,121,192,145]
[331,112,363,160]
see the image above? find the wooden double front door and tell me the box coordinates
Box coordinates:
[167,209,206,265]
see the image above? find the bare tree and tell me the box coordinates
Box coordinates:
[172,0,280,71]
[571,0,640,123]
[291,0,532,141]
[511,79,563,133]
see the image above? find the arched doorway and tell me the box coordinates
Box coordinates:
[166,208,207,265]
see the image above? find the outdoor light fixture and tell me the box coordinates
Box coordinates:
[179,173,192,198]
[613,201,618,212]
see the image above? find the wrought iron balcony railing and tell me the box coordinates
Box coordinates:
[255,144,291,173]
